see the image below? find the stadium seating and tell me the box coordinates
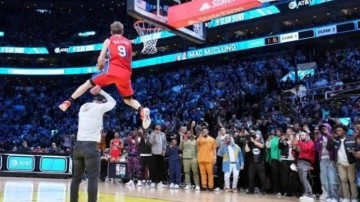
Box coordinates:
[1,46,359,152]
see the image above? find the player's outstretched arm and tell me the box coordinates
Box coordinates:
[97,39,110,70]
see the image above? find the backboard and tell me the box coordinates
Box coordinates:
[127,0,206,44]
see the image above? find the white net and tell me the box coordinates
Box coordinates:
[134,21,163,55]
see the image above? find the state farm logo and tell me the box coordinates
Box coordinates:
[199,2,211,11]
[199,0,236,12]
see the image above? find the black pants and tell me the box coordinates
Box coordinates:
[216,155,224,189]
[149,154,165,183]
[271,160,282,193]
[140,155,152,181]
[280,160,292,194]
[238,153,249,189]
[99,159,108,181]
[291,168,303,195]
[70,141,100,202]
[248,161,267,193]
[280,160,303,195]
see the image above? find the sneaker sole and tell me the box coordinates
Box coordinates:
[142,108,151,129]
[59,105,68,112]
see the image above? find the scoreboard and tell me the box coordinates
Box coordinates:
[265,36,279,45]
[266,21,356,46]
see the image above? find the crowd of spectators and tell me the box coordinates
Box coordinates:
[1,11,360,197]
[0,46,359,153]
[2,1,360,200]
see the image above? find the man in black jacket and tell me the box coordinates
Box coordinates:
[234,129,248,190]
[17,140,31,153]
[278,127,302,197]
[139,128,152,186]
[327,124,357,202]
[245,133,267,195]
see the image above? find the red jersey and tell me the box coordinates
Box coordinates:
[110,138,122,158]
[296,140,315,164]
[107,35,132,75]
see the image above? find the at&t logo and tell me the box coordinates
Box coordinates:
[12,159,32,166]
[11,159,18,167]
[289,0,312,10]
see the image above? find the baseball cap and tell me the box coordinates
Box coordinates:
[93,94,106,103]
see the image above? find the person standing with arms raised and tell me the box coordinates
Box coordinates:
[70,86,116,202]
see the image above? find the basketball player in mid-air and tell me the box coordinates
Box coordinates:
[59,21,151,129]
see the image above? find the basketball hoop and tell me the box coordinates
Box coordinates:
[134,20,163,54]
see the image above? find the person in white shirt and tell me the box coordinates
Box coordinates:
[70,86,116,202]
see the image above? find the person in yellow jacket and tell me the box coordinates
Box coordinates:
[197,127,217,191]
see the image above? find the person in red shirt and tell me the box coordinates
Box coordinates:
[59,21,151,129]
[293,131,315,202]
[110,132,123,163]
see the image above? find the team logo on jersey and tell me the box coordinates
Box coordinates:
[252,148,260,155]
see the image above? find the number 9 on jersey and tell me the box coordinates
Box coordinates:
[118,45,127,57]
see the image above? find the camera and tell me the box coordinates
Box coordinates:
[245,133,256,142]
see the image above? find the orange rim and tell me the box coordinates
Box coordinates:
[133,20,163,32]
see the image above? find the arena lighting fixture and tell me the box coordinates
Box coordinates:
[77,31,96,37]
[36,9,51,13]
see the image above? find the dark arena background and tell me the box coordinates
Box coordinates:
[1,0,360,201]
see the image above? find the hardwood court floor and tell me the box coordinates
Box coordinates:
[0,177,299,202]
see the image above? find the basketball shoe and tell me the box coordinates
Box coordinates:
[140,107,151,129]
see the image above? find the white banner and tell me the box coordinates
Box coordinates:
[280,32,299,43]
